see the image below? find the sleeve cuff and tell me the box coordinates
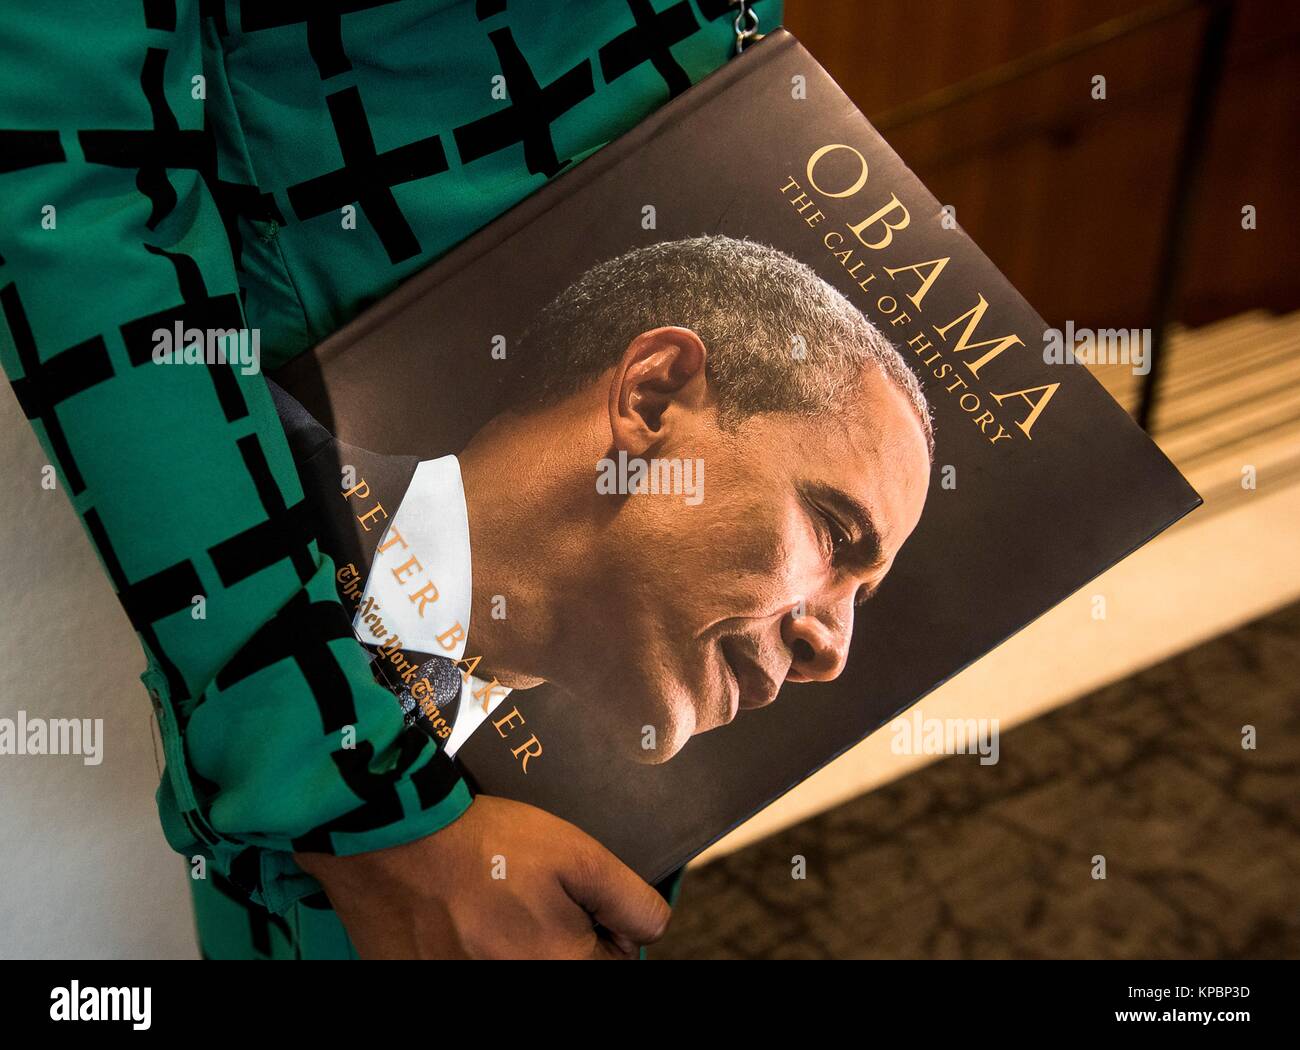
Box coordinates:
[259,775,475,916]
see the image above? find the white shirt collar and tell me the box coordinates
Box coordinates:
[355,454,511,757]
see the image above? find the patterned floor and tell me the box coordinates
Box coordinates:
[652,601,1300,959]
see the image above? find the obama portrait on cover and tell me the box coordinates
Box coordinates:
[274,234,934,769]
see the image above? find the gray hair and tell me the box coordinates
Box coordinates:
[514,235,934,457]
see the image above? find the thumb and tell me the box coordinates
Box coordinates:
[558,841,671,947]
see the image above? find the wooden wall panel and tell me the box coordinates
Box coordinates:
[783,0,1299,328]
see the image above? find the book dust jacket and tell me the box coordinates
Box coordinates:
[273,29,1201,883]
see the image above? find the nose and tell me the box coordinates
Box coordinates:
[781,601,851,682]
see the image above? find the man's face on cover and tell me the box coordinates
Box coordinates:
[589,327,931,763]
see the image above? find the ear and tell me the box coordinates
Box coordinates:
[607,326,709,456]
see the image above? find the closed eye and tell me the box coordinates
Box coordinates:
[820,508,853,561]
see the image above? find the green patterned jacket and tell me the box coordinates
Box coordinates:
[0,0,781,957]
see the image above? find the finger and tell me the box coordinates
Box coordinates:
[594,921,640,958]
[589,931,639,960]
[558,842,671,947]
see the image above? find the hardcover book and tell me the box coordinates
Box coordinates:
[272,28,1201,884]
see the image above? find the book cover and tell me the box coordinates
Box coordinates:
[273,28,1201,884]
